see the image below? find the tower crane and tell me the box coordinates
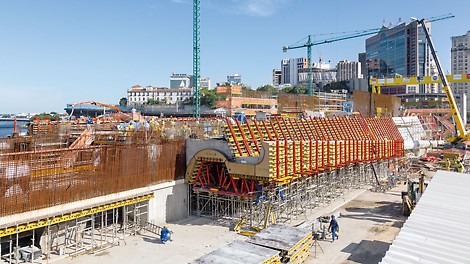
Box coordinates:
[193,0,201,118]
[283,29,379,96]
[282,13,455,96]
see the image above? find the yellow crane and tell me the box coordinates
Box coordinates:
[414,18,469,144]
[372,17,469,145]
[371,74,470,95]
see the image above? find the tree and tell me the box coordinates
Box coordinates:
[200,87,218,108]
[257,84,277,93]
[323,81,349,93]
[183,97,193,105]
[32,112,60,121]
[147,98,159,105]
[280,85,308,94]
[119,97,128,106]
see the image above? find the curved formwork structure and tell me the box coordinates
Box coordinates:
[186,116,404,225]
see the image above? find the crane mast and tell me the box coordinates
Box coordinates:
[193,0,201,118]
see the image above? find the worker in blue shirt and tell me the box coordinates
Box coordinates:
[160,226,172,244]
[328,215,339,242]
[86,117,94,130]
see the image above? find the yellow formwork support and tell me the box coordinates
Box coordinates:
[0,194,154,238]
[31,164,93,178]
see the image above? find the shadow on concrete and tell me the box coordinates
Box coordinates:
[168,215,231,228]
[341,200,405,224]
[342,240,391,264]
[391,220,405,228]
[142,235,164,244]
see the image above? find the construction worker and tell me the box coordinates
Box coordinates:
[125,122,134,136]
[160,226,172,244]
[86,117,93,130]
[455,158,465,173]
[446,159,451,171]
[328,215,339,242]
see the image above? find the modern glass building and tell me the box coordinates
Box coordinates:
[366,21,434,94]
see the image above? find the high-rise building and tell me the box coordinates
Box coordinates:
[227,74,242,85]
[358,53,367,79]
[280,58,335,87]
[451,31,470,121]
[170,73,192,89]
[336,60,362,81]
[280,58,308,86]
[199,77,211,89]
[366,21,435,94]
[272,69,281,86]
[170,73,211,90]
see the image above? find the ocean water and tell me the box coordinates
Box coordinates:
[0,121,28,138]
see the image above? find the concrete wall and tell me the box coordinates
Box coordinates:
[148,179,188,224]
[186,138,233,166]
[1,180,188,228]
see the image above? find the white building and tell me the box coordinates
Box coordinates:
[281,58,308,86]
[199,77,211,89]
[336,60,362,81]
[452,31,470,110]
[272,69,281,86]
[127,85,192,105]
[281,58,336,87]
[170,73,192,89]
[227,74,242,84]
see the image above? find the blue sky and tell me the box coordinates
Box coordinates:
[0,0,469,113]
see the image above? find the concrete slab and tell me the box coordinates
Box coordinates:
[246,224,310,253]
[193,240,279,264]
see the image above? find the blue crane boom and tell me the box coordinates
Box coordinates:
[282,13,455,96]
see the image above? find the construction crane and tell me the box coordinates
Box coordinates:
[193,0,201,118]
[68,100,121,120]
[283,29,379,96]
[70,100,121,113]
[282,13,455,96]
[414,17,469,144]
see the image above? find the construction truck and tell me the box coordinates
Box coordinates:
[402,172,428,216]
[416,18,469,146]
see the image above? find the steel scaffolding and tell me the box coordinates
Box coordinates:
[190,161,393,226]
[0,200,149,263]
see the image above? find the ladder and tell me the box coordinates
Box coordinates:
[140,220,163,237]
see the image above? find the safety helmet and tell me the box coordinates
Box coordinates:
[331,215,335,219]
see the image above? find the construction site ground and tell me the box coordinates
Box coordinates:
[54,184,407,264]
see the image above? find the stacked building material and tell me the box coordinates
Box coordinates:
[194,225,312,264]
[246,224,312,264]
[193,240,281,264]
